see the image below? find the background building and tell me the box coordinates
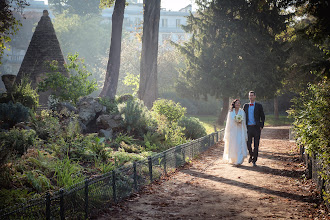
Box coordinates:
[101,2,192,44]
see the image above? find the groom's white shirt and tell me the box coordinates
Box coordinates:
[248,102,256,125]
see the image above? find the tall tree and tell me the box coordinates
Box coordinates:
[174,0,287,125]
[99,0,126,98]
[138,0,161,108]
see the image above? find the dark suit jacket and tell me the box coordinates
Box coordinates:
[243,102,265,129]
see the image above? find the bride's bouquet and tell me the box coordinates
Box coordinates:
[234,114,243,124]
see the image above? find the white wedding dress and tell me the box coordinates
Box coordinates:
[223,109,248,165]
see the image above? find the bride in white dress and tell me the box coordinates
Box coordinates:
[223,99,248,165]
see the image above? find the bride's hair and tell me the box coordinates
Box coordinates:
[230,99,240,111]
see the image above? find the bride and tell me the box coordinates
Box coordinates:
[223,99,248,165]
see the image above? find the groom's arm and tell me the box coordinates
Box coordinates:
[260,104,265,129]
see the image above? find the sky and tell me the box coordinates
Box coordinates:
[37,0,196,12]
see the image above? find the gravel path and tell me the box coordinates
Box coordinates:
[97,126,328,220]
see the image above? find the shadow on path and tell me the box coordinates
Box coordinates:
[181,169,316,203]
[235,164,305,178]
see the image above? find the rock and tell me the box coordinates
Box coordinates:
[96,115,120,130]
[55,102,77,114]
[98,129,113,140]
[113,114,122,120]
[76,96,103,125]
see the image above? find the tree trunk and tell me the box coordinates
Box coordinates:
[217,97,229,126]
[99,0,126,98]
[138,0,161,108]
[274,95,279,120]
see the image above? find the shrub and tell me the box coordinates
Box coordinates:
[53,157,85,188]
[118,99,156,136]
[0,76,39,110]
[38,53,98,105]
[0,128,36,156]
[30,110,61,140]
[13,77,39,110]
[99,97,119,115]
[152,99,186,122]
[178,116,207,139]
[289,78,330,204]
[116,93,134,103]
[0,101,30,129]
[154,113,186,148]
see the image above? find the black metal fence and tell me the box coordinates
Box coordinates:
[0,130,223,220]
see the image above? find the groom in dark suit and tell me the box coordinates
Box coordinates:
[243,91,265,167]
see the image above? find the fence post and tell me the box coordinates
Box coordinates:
[216,131,219,142]
[112,170,117,203]
[182,145,186,163]
[60,189,65,220]
[163,152,167,175]
[133,162,138,191]
[148,157,153,183]
[84,179,89,220]
[46,192,51,220]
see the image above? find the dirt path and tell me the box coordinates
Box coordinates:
[97,126,328,220]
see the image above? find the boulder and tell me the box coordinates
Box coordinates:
[76,97,104,125]
[55,102,77,114]
[98,129,113,140]
[96,114,120,130]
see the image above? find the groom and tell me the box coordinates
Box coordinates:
[243,91,265,167]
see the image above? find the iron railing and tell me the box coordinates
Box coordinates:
[0,130,224,220]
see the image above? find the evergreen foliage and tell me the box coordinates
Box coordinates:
[118,99,156,135]
[174,0,287,100]
[152,99,186,122]
[0,128,36,156]
[0,101,30,129]
[178,116,207,140]
[0,77,39,110]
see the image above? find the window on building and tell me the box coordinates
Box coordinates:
[176,19,181,28]
[162,19,168,27]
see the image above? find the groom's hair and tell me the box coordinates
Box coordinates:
[249,91,256,96]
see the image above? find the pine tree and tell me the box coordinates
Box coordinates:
[174,0,287,125]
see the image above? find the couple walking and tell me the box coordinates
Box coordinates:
[223,91,265,167]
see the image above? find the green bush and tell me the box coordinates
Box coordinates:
[30,110,61,140]
[0,101,30,129]
[0,77,39,110]
[0,128,36,156]
[118,99,156,136]
[289,78,330,203]
[53,157,85,188]
[178,116,207,139]
[116,93,134,103]
[38,53,98,105]
[155,113,186,148]
[99,97,119,115]
[152,99,186,122]
[13,77,39,110]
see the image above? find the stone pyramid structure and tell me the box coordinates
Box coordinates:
[16,10,68,105]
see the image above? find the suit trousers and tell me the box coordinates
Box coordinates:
[247,125,261,163]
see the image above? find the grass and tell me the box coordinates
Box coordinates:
[264,115,293,127]
[187,115,224,134]
[189,114,293,134]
